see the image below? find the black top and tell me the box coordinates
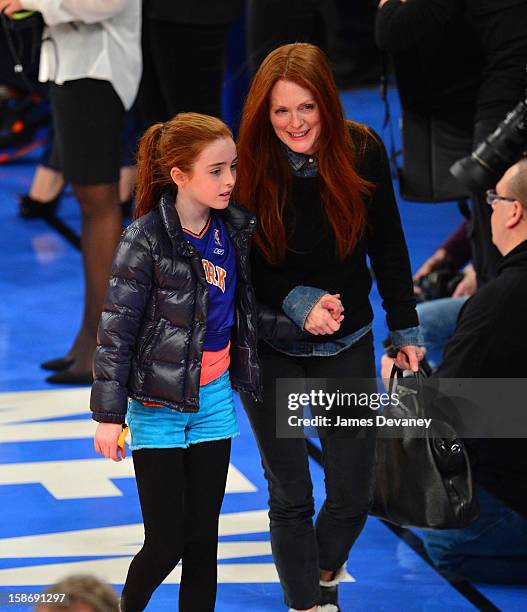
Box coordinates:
[251,125,418,341]
[145,0,243,25]
[435,240,527,517]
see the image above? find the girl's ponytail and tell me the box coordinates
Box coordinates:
[134,123,166,220]
[133,113,233,220]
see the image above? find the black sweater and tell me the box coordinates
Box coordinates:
[251,126,418,341]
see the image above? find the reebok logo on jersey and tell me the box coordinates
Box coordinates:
[202,259,227,292]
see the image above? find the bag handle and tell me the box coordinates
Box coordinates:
[388,364,426,418]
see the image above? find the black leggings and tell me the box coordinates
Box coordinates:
[121,439,231,612]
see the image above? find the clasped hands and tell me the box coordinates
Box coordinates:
[305,293,423,372]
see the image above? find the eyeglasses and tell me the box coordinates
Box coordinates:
[485,190,517,206]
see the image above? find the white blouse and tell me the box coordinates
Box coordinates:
[21,0,142,110]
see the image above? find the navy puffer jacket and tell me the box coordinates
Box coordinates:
[90,191,301,423]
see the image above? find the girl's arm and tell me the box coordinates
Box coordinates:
[20,0,127,26]
[257,301,307,341]
[90,225,153,424]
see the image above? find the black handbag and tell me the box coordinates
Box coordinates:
[371,365,479,529]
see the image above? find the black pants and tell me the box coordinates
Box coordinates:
[121,439,231,612]
[241,333,377,610]
[246,0,329,74]
[139,18,230,126]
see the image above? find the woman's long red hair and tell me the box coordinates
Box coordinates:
[134,113,232,220]
[234,43,374,264]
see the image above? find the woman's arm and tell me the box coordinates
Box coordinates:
[364,130,420,331]
[90,225,153,424]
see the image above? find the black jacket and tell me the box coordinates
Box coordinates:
[90,191,301,424]
[435,240,527,517]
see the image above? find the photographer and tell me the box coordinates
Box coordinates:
[377,0,527,285]
[382,159,527,584]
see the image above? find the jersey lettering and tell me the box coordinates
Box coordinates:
[202,259,227,293]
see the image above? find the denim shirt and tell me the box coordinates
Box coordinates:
[266,147,423,357]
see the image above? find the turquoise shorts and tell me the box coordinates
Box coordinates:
[126,371,239,450]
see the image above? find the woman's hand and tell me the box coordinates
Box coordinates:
[0,0,23,17]
[319,293,344,322]
[94,422,126,462]
[394,345,425,372]
[304,293,344,335]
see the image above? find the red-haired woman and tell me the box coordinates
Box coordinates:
[90,112,300,611]
[235,43,424,612]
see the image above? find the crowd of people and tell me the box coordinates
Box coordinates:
[1,1,526,611]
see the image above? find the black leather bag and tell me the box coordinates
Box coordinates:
[371,365,479,529]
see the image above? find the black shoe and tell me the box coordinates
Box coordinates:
[46,369,93,385]
[19,193,61,219]
[320,585,340,610]
[41,356,74,371]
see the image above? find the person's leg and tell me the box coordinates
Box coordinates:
[306,334,377,587]
[28,165,64,202]
[246,0,324,75]
[422,485,527,584]
[416,296,468,368]
[241,346,320,611]
[137,13,169,126]
[121,448,186,611]
[179,438,232,612]
[147,20,229,120]
[45,79,124,381]
[66,181,122,374]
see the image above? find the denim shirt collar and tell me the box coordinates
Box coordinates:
[283,145,318,177]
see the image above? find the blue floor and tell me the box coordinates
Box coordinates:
[0,87,525,611]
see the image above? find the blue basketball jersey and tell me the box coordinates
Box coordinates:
[183,214,236,351]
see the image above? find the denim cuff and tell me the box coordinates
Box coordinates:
[282,286,327,329]
[390,325,425,349]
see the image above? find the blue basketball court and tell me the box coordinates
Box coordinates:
[0,87,525,611]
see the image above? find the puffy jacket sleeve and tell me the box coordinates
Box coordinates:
[257,301,305,341]
[90,225,153,423]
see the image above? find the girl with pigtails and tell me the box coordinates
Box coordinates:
[89,113,314,611]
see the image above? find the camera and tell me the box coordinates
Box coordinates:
[416,269,464,303]
[450,97,527,192]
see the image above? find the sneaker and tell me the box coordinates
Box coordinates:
[319,565,347,611]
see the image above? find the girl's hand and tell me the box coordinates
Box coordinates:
[394,345,425,373]
[305,294,343,335]
[94,422,126,462]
